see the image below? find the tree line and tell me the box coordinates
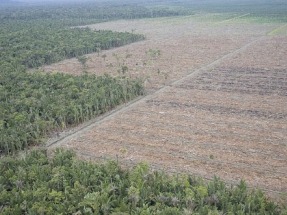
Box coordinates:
[0,2,286,213]
[0,149,285,214]
[0,71,144,154]
[0,3,151,154]
[0,4,192,23]
[0,25,144,69]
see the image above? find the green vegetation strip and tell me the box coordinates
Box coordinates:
[0,2,192,71]
[0,72,143,154]
[0,149,285,215]
[0,4,192,24]
[1,1,287,211]
[268,24,287,36]
[0,26,145,69]
[0,3,156,155]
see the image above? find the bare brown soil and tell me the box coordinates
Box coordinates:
[42,16,276,91]
[47,15,287,199]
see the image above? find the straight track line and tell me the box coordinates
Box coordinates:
[47,35,266,149]
[268,23,287,36]
[216,13,250,24]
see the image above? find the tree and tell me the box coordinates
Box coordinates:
[77,56,88,71]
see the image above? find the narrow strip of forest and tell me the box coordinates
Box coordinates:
[1,4,184,154]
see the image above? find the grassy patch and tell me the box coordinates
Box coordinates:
[268,24,287,35]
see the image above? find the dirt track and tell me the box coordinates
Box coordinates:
[46,15,287,199]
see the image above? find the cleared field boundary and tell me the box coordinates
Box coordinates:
[45,35,287,197]
[47,35,266,148]
[268,23,287,35]
[76,136,286,176]
[76,151,286,196]
[216,13,250,24]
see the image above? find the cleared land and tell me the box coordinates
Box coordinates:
[47,14,287,199]
[42,14,277,91]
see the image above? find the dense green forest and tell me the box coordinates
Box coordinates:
[0,71,143,154]
[1,3,181,154]
[0,1,286,213]
[0,149,285,214]
[0,26,144,68]
[0,0,196,155]
[0,3,192,24]
[0,3,193,154]
[167,0,287,21]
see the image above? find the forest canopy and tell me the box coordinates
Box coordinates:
[0,0,195,154]
[0,1,286,213]
[0,149,284,214]
[0,3,169,154]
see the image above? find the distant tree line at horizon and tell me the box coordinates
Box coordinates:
[0,4,192,23]
[0,1,286,214]
[0,0,195,155]
[0,3,157,154]
[0,3,193,71]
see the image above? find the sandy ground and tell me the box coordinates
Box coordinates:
[46,14,287,200]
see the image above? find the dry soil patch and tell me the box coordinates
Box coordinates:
[47,16,287,199]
